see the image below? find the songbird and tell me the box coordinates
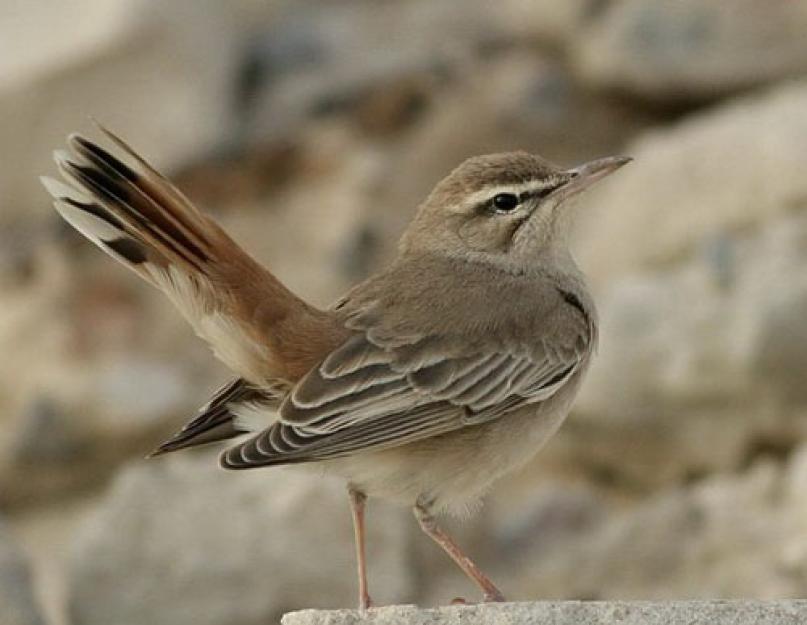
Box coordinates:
[41,128,630,607]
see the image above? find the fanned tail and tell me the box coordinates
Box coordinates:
[43,128,217,286]
[41,127,338,384]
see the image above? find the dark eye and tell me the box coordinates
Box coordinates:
[492,193,519,212]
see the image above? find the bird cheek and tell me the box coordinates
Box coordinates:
[512,209,557,253]
[458,217,513,252]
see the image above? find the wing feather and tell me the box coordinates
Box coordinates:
[222,331,588,468]
[220,256,595,469]
[149,378,279,456]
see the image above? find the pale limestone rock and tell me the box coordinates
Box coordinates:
[560,213,807,486]
[0,247,205,507]
[240,0,528,141]
[573,80,807,288]
[496,0,595,47]
[0,0,270,225]
[282,600,807,625]
[573,0,807,100]
[510,448,807,600]
[68,453,413,625]
[0,519,46,625]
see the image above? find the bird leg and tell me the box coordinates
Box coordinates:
[348,487,373,610]
[413,503,505,603]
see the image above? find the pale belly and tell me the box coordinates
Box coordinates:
[320,368,585,515]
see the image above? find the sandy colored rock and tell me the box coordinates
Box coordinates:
[68,453,413,625]
[0,247,207,507]
[241,0,539,141]
[573,80,807,288]
[573,0,807,100]
[497,0,595,48]
[509,447,807,600]
[0,519,46,625]
[548,212,807,486]
[0,0,270,225]
[282,600,807,625]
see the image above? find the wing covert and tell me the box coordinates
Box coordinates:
[221,257,595,469]
[222,334,587,468]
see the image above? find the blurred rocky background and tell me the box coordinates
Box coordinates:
[3,0,807,623]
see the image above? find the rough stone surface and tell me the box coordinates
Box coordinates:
[0,249,205,507]
[550,212,807,486]
[243,0,472,130]
[0,519,46,625]
[0,0,266,225]
[240,0,574,142]
[505,448,807,600]
[573,0,807,100]
[67,453,413,625]
[497,0,593,48]
[573,79,807,288]
[282,601,807,625]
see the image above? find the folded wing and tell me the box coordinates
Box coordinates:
[149,377,283,456]
[222,325,587,469]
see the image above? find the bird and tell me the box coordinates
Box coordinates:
[41,126,630,608]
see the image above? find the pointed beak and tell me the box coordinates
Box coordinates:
[555,155,632,201]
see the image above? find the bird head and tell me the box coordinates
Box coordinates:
[400,151,631,268]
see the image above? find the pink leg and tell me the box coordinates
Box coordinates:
[348,488,373,610]
[413,503,505,603]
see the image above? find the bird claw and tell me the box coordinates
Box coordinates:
[448,591,505,606]
[483,590,506,603]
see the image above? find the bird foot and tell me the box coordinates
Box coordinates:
[483,590,506,602]
[447,591,505,606]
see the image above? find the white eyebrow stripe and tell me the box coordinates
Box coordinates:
[463,181,557,207]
